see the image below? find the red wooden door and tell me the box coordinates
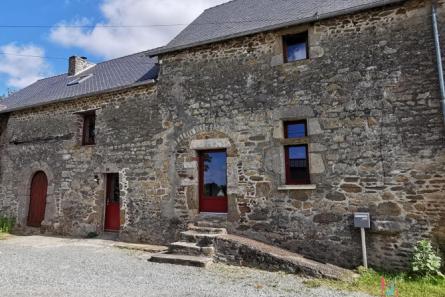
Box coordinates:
[27,171,48,227]
[199,150,228,213]
[104,173,120,231]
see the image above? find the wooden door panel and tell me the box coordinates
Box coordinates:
[104,173,120,231]
[27,171,48,227]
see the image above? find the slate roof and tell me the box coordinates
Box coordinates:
[150,0,404,55]
[0,51,159,113]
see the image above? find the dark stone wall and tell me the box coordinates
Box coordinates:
[156,0,445,270]
[0,114,9,216]
[0,86,180,244]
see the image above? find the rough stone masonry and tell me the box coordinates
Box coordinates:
[0,0,444,271]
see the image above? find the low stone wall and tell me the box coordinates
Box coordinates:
[214,234,355,280]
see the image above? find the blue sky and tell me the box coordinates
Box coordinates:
[0,0,229,96]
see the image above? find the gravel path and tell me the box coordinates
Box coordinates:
[0,236,369,297]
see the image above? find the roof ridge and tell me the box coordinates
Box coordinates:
[154,0,406,56]
[33,50,156,82]
[202,0,238,12]
[36,72,67,82]
[95,49,152,66]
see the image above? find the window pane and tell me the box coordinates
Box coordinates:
[203,151,227,198]
[87,116,95,143]
[287,42,307,62]
[288,146,309,183]
[83,114,96,145]
[286,122,306,139]
[107,174,120,203]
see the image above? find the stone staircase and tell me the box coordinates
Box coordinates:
[149,221,227,268]
[149,214,356,280]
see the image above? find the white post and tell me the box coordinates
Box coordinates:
[361,227,368,269]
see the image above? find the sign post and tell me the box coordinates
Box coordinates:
[354,212,371,269]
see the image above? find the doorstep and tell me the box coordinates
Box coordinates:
[113,242,168,253]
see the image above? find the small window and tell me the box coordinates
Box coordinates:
[283,32,308,63]
[82,112,96,145]
[284,121,310,185]
[67,74,93,86]
[285,120,308,139]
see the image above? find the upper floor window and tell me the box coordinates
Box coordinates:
[283,32,308,63]
[284,120,310,185]
[82,111,96,145]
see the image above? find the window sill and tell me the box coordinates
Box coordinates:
[272,57,311,68]
[278,184,317,191]
[279,137,310,146]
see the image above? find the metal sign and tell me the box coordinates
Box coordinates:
[354,212,371,229]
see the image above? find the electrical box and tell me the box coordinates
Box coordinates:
[354,212,371,229]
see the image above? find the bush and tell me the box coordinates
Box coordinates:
[0,217,15,233]
[86,232,99,238]
[411,240,444,278]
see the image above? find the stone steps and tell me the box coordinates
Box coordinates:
[149,223,227,269]
[194,213,228,228]
[148,223,356,280]
[180,230,221,246]
[187,224,227,235]
[150,253,213,268]
[169,241,215,257]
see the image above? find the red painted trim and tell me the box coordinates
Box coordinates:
[282,31,309,63]
[104,173,120,231]
[284,120,308,138]
[284,144,311,185]
[198,150,228,213]
[27,171,48,227]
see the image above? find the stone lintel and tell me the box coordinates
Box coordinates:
[277,185,317,191]
[190,138,231,150]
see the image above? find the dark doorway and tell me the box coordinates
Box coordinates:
[199,150,228,213]
[104,173,120,232]
[27,171,48,227]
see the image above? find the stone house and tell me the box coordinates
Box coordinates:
[0,0,444,271]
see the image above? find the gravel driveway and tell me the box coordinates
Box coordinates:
[0,236,369,297]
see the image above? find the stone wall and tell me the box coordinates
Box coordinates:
[0,114,9,217]
[156,0,445,270]
[0,85,181,244]
[0,0,443,272]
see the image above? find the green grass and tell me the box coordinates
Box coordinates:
[0,217,14,234]
[305,268,445,297]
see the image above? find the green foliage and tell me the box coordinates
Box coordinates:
[0,217,15,233]
[86,232,99,238]
[305,267,445,297]
[411,240,444,278]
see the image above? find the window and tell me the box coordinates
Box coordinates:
[198,150,228,213]
[284,121,310,185]
[82,111,96,145]
[283,32,308,63]
[67,74,93,86]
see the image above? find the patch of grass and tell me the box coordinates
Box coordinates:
[305,268,445,297]
[0,217,14,233]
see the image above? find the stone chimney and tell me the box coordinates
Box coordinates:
[68,56,95,76]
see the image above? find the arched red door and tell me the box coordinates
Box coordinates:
[27,171,48,227]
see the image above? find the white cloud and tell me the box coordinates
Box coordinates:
[50,0,230,59]
[0,44,51,89]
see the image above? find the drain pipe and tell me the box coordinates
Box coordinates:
[432,0,445,126]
